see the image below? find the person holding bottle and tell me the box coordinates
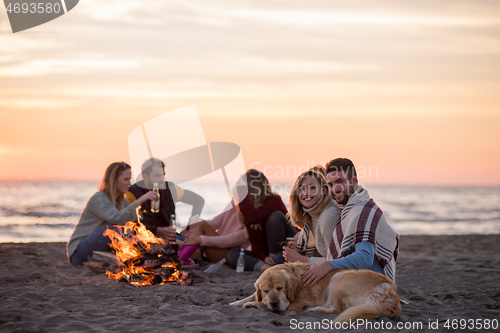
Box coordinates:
[67,162,158,265]
[126,158,205,241]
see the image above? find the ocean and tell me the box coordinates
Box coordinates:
[0,180,499,243]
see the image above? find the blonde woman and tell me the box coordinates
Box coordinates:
[283,169,341,264]
[67,162,157,265]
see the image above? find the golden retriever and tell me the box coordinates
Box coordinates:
[230,262,400,323]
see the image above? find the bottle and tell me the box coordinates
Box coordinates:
[204,258,226,273]
[236,248,245,273]
[170,214,176,233]
[151,182,160,213]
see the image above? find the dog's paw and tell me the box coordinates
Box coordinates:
[243,301,262,309]
[305,306,320,312]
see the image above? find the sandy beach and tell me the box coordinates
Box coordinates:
[1,235,499,332]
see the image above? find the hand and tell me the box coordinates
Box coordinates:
[264,256,276,265]
[283,247,307,263]
[137,191,158,206]
[184,233,202,245]
[156,226,176,242]
[301,261,333,288]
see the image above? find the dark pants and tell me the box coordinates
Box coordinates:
[227,211,296,271]
[70,224,121,266]
[265,211,297,254]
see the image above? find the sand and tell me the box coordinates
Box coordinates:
[1,235,499,332]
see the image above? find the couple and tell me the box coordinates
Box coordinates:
[227,158,399,284]
[67,159,206,265]
[284,158,399,285]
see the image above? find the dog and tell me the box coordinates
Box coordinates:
[230,262,401,323]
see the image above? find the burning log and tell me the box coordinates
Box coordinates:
[94,219,191,286]
[149,243,179,256]
[119,272,164,285]
[124,255,178,270]
[84,251,123,274]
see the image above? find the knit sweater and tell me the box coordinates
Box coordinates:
[199,202,251,249]
[306,204,342,264]
[238,194,288,261]
[67,191,139,258]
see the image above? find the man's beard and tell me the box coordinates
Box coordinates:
[334,184,355,205]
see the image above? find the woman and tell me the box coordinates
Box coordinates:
[227,169,297,271]
[283,169,341,264]
[67,162,157,265]
[182,201,251,263]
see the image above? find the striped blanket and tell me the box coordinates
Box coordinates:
[329,184,399,281]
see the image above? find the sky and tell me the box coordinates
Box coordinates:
[0,0,499,185]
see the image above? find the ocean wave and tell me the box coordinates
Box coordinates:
[0,205,80,218]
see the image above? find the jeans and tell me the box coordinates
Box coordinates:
[70,224,121,266]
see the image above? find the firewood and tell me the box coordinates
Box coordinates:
[92,251,120,265]
[119,272,163,285]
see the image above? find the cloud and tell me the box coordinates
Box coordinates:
[0,59,139,77]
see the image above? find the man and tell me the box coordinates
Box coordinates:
[126,158,205,241]
[301,158,399,287]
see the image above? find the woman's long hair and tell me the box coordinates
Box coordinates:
[98,162,131,210]
[245,169,274,209]
[236,169,274,224]
[288,169,331,229]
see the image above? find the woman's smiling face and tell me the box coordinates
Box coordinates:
[298,176,325,209]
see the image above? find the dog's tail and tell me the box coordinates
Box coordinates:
[334,282,401,323]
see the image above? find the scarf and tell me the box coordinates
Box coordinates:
[297,196,325,256]
[329,185,399,281]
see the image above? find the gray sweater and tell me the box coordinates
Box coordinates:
[67,191,139,258]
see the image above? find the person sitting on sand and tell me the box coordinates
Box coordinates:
[283,168,341,264]
[301,158,400,287]
[181,201,251,263]
[227,169,297,271]
[126,158,205,242]
[67,162,158,265]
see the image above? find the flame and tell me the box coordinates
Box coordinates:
[102,207,189,286]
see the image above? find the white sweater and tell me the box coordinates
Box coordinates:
[307,204,341,265]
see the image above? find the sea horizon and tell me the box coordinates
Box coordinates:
[1,180,499,243]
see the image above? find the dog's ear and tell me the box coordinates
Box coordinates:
[255,283,262,302]
[286,271,302,303]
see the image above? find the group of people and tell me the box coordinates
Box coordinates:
[67,157,399,284]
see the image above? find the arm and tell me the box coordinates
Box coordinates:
[328,241,374,270]
[308,256,326,264]
[200,228,248,248]
[178,189,205,217]
[89,193,139,225]
[301,242,375,288]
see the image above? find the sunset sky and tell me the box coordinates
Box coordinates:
[0,0,499,185]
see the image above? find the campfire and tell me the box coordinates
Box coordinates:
[88,214,191,286]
